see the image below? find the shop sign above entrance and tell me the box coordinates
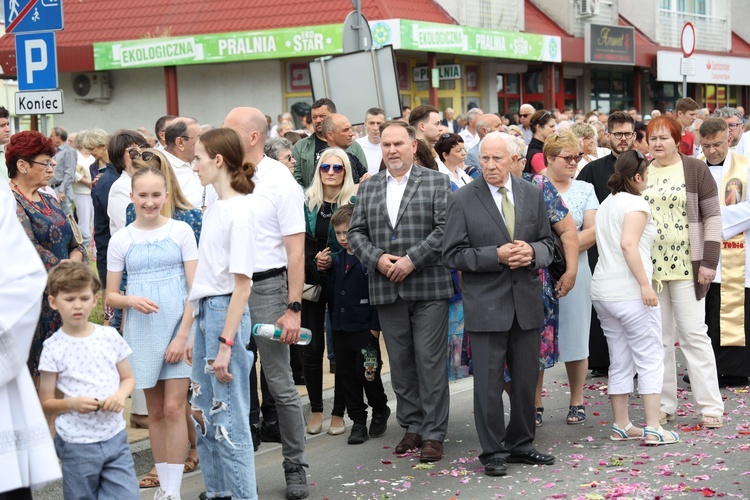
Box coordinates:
[93,18,562,71]
[413,64,461,82]
[94,24,345,70]
[584,23,635,65]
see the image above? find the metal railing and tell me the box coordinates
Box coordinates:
[458,0,523,32]
[656,8,730,52]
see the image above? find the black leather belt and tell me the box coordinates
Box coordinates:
[252,266,286,282]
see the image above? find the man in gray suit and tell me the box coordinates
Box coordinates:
[442,132,556,477]
[349,121,454,463]
[465,113,503,171]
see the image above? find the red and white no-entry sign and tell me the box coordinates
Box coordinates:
[681,22,696,58]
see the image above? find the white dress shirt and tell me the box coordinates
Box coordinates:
[386,166,412,228]
[459,129,479,150]
[491,177,514,227]
[162,149,203,208]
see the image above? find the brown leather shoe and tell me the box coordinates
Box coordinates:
[419,439,443,462]
[394,432,422,454]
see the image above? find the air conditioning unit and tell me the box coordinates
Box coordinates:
[71,72,111,101]
[577,0,600,17]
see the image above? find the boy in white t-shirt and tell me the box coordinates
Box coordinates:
[39,262,139,500]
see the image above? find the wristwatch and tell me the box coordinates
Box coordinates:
[218,336,234,347]
[287,301,303,312]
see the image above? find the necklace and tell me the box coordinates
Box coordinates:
[320,202,333,219]
[11,181,53,216]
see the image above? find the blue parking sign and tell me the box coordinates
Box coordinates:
[5,0,64,34]
[16,32,58,91]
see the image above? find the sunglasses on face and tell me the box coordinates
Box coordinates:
[519,113,530,118]
[556,154,583,164]
[128,149,155,161]
[320,163,344,173]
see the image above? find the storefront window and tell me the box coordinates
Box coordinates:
[525,69,544,94]
[591,69,633,113]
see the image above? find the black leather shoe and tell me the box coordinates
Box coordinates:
[260,420,282,443]
[484,458,507,476]
[719,375,748,387]
[506,448,555,465]
[591,369,608,377]
[683,373,691,384]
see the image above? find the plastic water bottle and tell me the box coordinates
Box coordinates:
[252,324,312,345]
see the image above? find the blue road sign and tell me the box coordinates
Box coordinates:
[5,0,64,34]
[16,32,58,91]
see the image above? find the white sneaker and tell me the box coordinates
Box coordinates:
[153,488,166,500]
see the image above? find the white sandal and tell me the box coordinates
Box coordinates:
[610,422,644,441]
[644,426,680,445]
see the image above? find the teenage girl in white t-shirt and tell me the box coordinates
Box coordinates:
[185,128,258,499]
[106,167,199,499]
[591,150,679,446]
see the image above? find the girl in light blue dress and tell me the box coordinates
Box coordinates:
[106,165,198,500]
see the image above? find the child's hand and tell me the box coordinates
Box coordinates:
[69,396,100,414]
[128,296,159,314]
[212,345,233,383]
[316,248,332,271]
[185,339,194,366]
[165,337,186,364]
[100,393,126,413]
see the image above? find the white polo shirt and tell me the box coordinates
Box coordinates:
[356,136,383,176]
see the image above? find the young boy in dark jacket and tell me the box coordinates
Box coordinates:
[330,204,390,444]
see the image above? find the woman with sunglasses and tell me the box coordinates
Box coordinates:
[642,115,724,430]
[591,150,679,445]
[265,137,297,176]
[302,148,357,436]
[543,131,599,425]
[526,110,557,174]
[7,130,87,378]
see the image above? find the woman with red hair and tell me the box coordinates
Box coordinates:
[7,130,86,378]
[642,115,724,433]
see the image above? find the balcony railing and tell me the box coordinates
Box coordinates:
[656,8,729,52]
[458,0,523,32]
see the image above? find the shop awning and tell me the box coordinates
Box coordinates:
[730,32,750,57]
[524,0,584,63]
[0,0,456,76]
[617,15,658,67]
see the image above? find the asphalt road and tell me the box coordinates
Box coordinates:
[153,361,750,500]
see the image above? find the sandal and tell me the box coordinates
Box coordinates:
[701,414,723,429]
[659,411,675,426]
[644,425,680,445]
[566,405,586,425]
[139,471,160,489]
[184,456,200,473]
[610,422,645,441]
[535,407,544,428]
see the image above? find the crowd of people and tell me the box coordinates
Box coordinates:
[2,95,749,500]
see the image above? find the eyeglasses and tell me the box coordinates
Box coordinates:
[611,132,635,140]
[320,163,344,173]
[727,123,742,130]
[29,159,54,168]
[128,149,155,161]
[441,133,453,138]
[556,154,583,164]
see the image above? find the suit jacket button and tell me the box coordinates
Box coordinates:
[341,290,346,295]
[391,235,397,240]
[340,308,346,312]
[513,280,518,285]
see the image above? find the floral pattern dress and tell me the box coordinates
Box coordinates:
[14,191,87,375]
[502,174,570,382]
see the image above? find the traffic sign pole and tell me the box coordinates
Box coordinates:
[680,22,696,98]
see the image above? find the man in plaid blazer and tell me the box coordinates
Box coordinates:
[348,121,454,463]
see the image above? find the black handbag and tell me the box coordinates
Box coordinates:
[548,236,566,282]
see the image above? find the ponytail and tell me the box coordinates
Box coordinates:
[230,161,256,195]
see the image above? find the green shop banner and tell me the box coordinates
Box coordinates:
[94,24,345,70]
[394,20,561,63]
[93,19,561,71]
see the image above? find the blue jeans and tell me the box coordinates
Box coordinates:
[53,430,138,500]
[191,295,257,500]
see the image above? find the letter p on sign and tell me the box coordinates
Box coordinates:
[15,32,58,91]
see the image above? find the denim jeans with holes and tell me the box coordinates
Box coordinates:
[190,295,257,500]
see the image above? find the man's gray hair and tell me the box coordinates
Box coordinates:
[466,108,482,123]
[264,137,293,160]
[480,131,519,157]
[713,106,744,121]
[165,117,199,147]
